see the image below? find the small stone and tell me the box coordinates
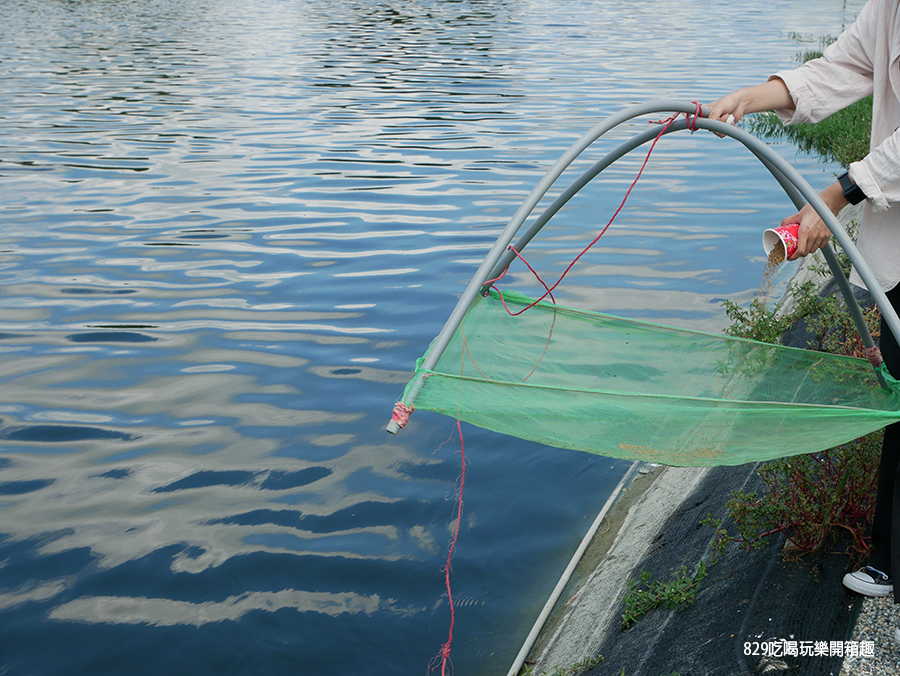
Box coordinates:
[757,656,790,674]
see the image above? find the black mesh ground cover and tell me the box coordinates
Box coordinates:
[583,464,865,676]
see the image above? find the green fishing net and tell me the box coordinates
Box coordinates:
[401,289,900,466]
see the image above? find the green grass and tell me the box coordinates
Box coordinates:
[746,98,871,168]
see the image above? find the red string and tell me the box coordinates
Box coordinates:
[493,104,702,315]
[425,106,703,674]
[685,100,702,131]
[429,420,466,676]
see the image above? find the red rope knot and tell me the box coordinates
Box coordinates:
[390,402,414,429]
[650,102,704,133]
[865,345,883,367]
[685,100,704,133]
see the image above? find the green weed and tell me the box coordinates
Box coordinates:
[620,564,708,630]
[728,432,881,556]
[521,655,603,676]
[620,516,726,630]
[723,223,882,557]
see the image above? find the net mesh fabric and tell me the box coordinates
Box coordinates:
[402,290,900,466]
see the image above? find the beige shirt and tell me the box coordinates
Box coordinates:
[772,0,900,292]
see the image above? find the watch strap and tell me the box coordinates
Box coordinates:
[838,171,866,205]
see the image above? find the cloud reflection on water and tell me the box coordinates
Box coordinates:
[1,438,445,579]
[49,588,421,626]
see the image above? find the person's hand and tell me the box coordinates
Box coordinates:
[780,181,848,260]
[707,90,747,126]
[780,205,832,260]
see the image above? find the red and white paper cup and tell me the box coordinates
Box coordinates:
[762,223,800,260]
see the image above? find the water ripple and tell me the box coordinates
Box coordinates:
[0,0,868,674]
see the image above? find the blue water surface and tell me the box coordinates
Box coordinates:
[0,1,866,674]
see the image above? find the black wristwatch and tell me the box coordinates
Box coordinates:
[838,171,867,205]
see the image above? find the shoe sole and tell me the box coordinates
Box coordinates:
[843,575,893,597]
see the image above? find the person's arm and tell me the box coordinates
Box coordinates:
[712,0,875,128]
[707,78,795,125]
[706,76,853,261]
[706,1,876,260]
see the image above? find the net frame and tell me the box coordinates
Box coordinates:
[387,101,900,443]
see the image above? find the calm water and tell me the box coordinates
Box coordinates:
[0,1,866,674]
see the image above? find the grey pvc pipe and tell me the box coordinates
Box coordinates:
[504,462,641,676]
[752,158,870,347]
[386,102,710,434]
[481,123,669,294]
[695,115,900,343]
[726,130,882,369]
[479,118,883,386]
[387,102,900,434]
